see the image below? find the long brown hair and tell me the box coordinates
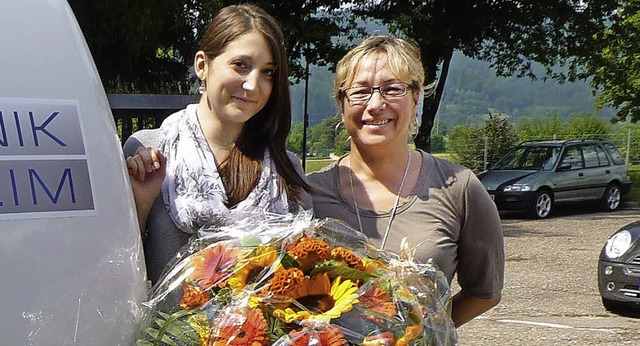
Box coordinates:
[199,4,310,207]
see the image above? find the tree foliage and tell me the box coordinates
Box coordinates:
[69,0,362,93]
[448,114,517,171]
[348,0,620,151]
[587,1,640,122]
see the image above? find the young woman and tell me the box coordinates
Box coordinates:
[124,4,311,284]
[307,35,504,327]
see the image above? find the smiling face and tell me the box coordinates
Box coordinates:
[196,30,275,127]
[342,52,419,151]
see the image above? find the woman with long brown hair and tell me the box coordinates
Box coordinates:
[125,4,311,283]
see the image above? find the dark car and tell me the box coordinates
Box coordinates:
[598,221,640,312]
[477,139,632,218]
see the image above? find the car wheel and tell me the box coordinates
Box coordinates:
[601,183,621,211]
[531,190,553,219]
[602,297,628,313]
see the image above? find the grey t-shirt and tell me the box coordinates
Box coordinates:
[124,128,310,284]
[307,151,504,298]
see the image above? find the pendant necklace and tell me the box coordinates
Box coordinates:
[348,150,412,250]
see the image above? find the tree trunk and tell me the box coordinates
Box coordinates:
[415,47,454,152]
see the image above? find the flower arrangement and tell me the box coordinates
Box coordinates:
[137,212,456,346]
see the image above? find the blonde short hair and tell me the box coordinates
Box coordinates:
[333,35,425,111]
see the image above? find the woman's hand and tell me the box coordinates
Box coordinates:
[126,146,166,232]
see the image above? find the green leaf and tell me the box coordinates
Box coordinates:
[310,265,377,281]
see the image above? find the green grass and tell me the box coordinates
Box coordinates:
[304,158,336,174]
[625,164,640,204]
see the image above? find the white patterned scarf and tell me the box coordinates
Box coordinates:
[159,104,289,233]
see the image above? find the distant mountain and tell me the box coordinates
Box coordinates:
[290,52,615,128]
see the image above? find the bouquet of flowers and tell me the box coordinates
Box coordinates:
[137,211,457,346]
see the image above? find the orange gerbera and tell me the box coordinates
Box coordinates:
[288,326,347,346]
[209,308,268,346]
[179,282,212,309]
[359,287,397,319]
[287,236,331,272]
[188,244,239,290]
[331,247,365,271]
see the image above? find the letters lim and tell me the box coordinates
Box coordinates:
[0,100,93,215]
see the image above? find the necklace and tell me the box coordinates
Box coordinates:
[348,150,412,250]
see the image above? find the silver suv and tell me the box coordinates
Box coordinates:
[477,139,632,218]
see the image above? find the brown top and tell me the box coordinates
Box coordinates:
[307,150,504,298]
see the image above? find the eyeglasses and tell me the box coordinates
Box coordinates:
[343,82,412,104]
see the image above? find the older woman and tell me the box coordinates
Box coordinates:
[307,35,504,327]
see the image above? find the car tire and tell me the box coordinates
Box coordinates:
[602,297,628,313]
[601,183,621,212]
[530,190,553,219]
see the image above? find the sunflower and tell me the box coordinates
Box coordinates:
[273,274,359,323]
[179,282,212,309]
[288,326,347,346]
[287,236,331,272]
[209,308,268,346]
[188,244,239,290]
[228,245,281,290]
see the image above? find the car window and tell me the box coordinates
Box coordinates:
[542,147,561,171]
[595,145,610,166]
[491,145,560,170]
[602,142,626,165]
[583,144,607,168]
[559,146,583,170]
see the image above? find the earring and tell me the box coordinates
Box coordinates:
[409,115,419,139]
[334,120,344,135]
[334,119,352,142]
[198,80,205,94]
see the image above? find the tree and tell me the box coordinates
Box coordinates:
[69,1,362,93]
[447,113,517,172]
[349,0,619,151]
[587,1,640,122]
[515,115,565,141]
[69,0,208,93]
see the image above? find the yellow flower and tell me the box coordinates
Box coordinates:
[228,245,281,290]
[362,257,388,274]
[273,274,359,323]
[396,324,424,346]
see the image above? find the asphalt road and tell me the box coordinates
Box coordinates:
[454,204,640,345]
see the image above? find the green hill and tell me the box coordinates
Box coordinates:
[290,52,615,128]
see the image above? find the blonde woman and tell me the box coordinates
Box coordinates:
[307,35,504,327]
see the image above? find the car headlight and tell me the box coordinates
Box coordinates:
[604,230,632,259]
[503,184,532,192]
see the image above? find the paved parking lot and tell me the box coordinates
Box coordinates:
[455,205,640,345]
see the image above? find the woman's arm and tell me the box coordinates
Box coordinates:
[451,291,501,327]
[123,131,165,233]
[126,146,166,232]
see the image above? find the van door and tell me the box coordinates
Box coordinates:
[553,145,589,202]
